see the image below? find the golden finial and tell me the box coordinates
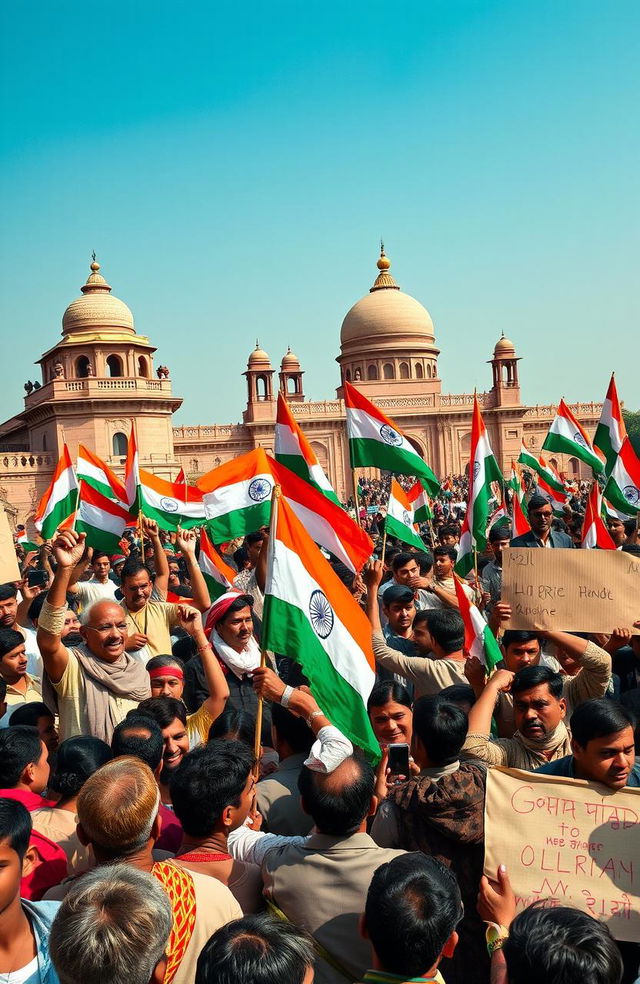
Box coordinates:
[90,251,100,272]
[377,239,391,271]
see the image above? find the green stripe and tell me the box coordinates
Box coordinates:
[262,594,380,762]
[454,548,474,578]
[593,425,616,477]
[19,541,39,553]
[414,504,433,523]
[482,626,503,671]
[349,438,440,497]
[202,571,229,601]
[40,489,78,540]
[75,520,121,554]
[276,453,341,507]
[603,476,639,516]
[139,499,202,532]
[206,501,272,543]
[385,513,425,550]
[78,475,118,501]
[542,432,604,474]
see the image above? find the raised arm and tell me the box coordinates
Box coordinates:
[462,668,514,765]
[144,518,169,598]
[176,528,211,613]
[67,544,93,589]
[178,604,229,719]
[544,630,613,707]
[363,558,384,633]
[36,530,87,684]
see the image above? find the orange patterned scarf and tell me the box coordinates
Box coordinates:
[152,860,197,984]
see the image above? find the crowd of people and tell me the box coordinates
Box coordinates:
[1,484,639,984]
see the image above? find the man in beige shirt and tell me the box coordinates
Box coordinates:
[0,627,43,728]
[257,702,315,836]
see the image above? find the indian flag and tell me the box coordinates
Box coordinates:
[77,445,128,506]
[34,445,78,539]
[385,480,425,550]
[594,374,627,477]
[542,399,604,476]
[263,490,379,761]
[124,425,140,512]
[16,529,39,553]
[407,480,433,524]
[198,448,373,573]
[512,492,531,537]
[535,469,568,517]
[139,469,205,531]
[344,381,440,497]
[488,505,510,532]
[603,438,640,517]
[582,482,615,550]
[275,392,341,506]
[198,528,236,601]
[455,396,503,577]
[454,576,502,670]
[517,441,565,495]
[75,482,132,553]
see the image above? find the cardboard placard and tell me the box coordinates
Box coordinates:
[484,767,640,942]
[0,507,21,584]
[501,547,640,633]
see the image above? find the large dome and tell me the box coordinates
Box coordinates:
[340,248,435,345]
[62,260,135,337]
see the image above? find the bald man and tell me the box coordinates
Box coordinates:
[36,529,151,742]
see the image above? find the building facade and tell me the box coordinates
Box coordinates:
[0,250,603,530]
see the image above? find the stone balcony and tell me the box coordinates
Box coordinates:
[24,377,175,408]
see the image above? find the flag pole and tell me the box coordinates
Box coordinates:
[253,483,280,770]
[71,478,82,533]
[352,468,361,528]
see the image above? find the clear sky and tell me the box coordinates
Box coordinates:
[1,0,638,428]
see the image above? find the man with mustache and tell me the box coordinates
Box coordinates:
[0,629,43,726]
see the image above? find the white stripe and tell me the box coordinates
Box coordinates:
[77,458,109,488]
[141,483,205,520]
[582,521,597,549]
[202,473,274,520]
[269,540,375,702]
[469,431,495,503]
[468,605,487,663]
[346,407,418,461]
[284,496,357,573]
[78,501,126,536]
[199,551,229,586]
[600,398,623,453]
[549,414,597,455]
[387,493,413,529]
[274,422,302,458]
[308,462,334,494]
[41,467,77,520]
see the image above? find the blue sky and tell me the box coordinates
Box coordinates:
[1,0,638,427]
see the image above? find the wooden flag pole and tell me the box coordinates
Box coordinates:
[253,483,280,771]
[352,468,361,528]
[71,478,82,533]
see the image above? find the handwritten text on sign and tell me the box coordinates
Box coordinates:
[501,547,640,632]
[484,767,640,942]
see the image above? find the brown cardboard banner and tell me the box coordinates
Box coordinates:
[501,547,640,633]
[484,767,640,942]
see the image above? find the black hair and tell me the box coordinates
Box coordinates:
[0,798,32,863]
[391,552,417,572]
[511,665,564,700]
[146,654,185,675]
[233,546,249,570]
[0,726,44,787]
[0,679,6,702]
[414,551,433,575]
[113,714,164,771]
[440,524,460,537]
[367,680,412,713]
[170,740,254,837]
[622,518,637,537]
[172,634,197,664]
[423,609,464,654]
[621,543,640,557]
[120,559,152,584]
[245,531,265,548]
[412,610,430,629]
[570,698,636,749]
[270,703,314,755]
[433,545,457,562]
[503,902,622,984]
[0,583,17,602]
[91,551,110,565]
[134,696,187,729]
[9,702,54,728]
[528,493,552,511]
[0,628,24,659]
[48,736,112,799]
[489,524,512,542]
[439,684,476,709]
[195,914,314,984]
[207,708,255,748]
[27,593,46,624]
[219,596,253,623]
[502,630,540,650]
[364,854,462,977]
[412,696,468,764]
[297,754,374,836]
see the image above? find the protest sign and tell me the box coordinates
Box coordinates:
[0,507,20,584]
[484,767,640,942]
[501,547,640,632]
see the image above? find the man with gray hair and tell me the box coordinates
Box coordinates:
[50,866,173,984]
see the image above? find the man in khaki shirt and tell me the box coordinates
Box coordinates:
[0,628,43,725]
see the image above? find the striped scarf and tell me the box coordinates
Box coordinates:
[152,860,197,984]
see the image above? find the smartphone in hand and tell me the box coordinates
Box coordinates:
[387,742,410,777]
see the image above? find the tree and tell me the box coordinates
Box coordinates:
[622,410,640,457]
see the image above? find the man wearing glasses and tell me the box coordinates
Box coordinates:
[509,493,574,548]
[36,529,151,742]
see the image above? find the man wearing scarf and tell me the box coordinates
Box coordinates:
[462,664,574,770]
[201,591,263,716]
[37,529,151,743]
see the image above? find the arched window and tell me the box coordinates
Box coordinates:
[138,356,149,378]
[112,432,128,456]
[75,356,91,378]
[549,458,558,470]
[107,355,124,378]
[345,369,351,381]
[415,363,424,379]
[42,434,48,452]
[568,456,580,476]
[432,362,437,377]
[256,375,268,399]
[367,364,379,381]
[427,364,432,379]
[287,377,297,394]
[383,363,395,380]
[399,362,410,379]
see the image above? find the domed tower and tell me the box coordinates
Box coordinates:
[278,347,304,403]
[336,244,440,396]
[243,342,275,422]
[489,333,521,406]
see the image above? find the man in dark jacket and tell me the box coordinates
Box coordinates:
[510,494,573,548]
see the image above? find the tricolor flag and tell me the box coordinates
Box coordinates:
[124,425,140,512]
[534,467,568,517]
[594,374,627,477]
[385,480,425,550]
[263,491,379,761]
[138,469,206,531]
[487,505,510,531]
[275,392,341,506]
[542,399,604,476]
[517,440,565,496]
[197,448,373,573]
[77,445,128,507]
[454,576,502,671]
[198,528,236,602]
[175,467,187,485]
[455,397,503,577]
[75,482,132,554]
[34,445,78,539]
[407,480,433,524]
[16,529,39,553]
[344,381,440,497]
[581,482,615,550]
[603,438,640,517]
[512,492,531,538]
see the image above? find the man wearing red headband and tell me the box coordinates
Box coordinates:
[200,591,263,717]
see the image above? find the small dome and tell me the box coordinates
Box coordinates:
[280,346,300,369]
[247,341,272,368]
[493,334,516,356]
[62,259,135,337]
